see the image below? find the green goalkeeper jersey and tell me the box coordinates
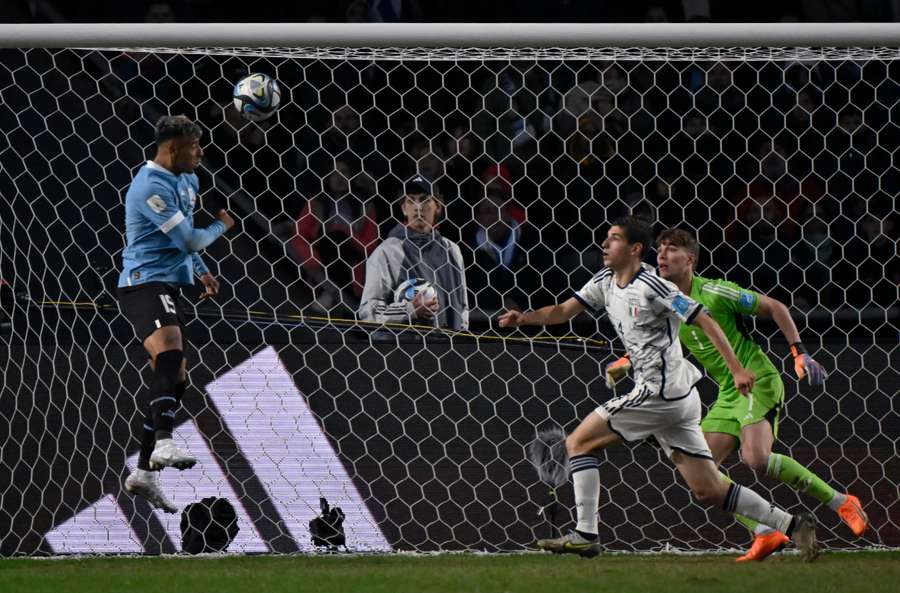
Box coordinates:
[679,275,780,391]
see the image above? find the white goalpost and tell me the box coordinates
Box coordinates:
[3,22,900,48]
[0,23,897,555]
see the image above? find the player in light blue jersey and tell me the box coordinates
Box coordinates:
[117,115,235,512]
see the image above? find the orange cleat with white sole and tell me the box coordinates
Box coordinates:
[838,494,869,537]
[736,531,790,563]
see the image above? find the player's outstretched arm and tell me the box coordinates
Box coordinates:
[166,208,234,254]
[498,297,585,328]
[756,294,828,384]
[693,311,755,395]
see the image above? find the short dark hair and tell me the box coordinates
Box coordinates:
[656,227,700,259]
[611,216,653,257]
[154,114,202,145]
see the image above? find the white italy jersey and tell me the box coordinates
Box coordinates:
[575,263,705,400]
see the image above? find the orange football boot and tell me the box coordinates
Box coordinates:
[838,494,869,537]
[736,531,790,562]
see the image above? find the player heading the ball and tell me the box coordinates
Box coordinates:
[117,115,235,513]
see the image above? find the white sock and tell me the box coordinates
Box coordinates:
[828,491,848,512]
[723,484,793,534]
[753,523,776,536]
[570,455,601,535]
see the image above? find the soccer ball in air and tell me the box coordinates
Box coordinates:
[394,278,438,303]
[233,73,281,122]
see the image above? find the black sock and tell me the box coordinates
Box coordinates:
[149,350,183,440]
[174,378,187,403]
[137,379,186,470]
[137,410,155,471]
[575,529,598,541]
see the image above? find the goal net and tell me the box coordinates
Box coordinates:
[1,24,898,555]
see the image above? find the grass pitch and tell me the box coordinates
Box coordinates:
[1,551,897,593]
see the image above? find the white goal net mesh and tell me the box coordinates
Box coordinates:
[0,44,897,555]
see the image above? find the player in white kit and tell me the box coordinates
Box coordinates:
[499,217,817,560]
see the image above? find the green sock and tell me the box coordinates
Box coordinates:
[767,452,836,505]
[734,512,760,533]
[719,471,759,533]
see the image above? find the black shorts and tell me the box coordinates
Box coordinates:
[117,282,187,342]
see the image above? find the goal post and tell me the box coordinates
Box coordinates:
[0,23,897,556]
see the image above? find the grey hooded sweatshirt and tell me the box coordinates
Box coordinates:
[358,223,469,330]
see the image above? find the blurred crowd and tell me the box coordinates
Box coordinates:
[207,57,898,318]
[2,0,897,326]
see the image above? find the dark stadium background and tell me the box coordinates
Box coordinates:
[0,0,897,555]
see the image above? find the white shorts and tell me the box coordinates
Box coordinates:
[595,386,714,460]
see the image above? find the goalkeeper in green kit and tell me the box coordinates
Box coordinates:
[605,227,868,562]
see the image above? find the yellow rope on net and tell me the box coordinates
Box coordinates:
[37,300,608,349]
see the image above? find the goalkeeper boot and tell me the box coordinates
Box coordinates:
[536,530,602,558]
[149,438,197,470]
[735,531,789,562]
[125,469,178,514]
[790,512,820,563]
[837,494,869,537]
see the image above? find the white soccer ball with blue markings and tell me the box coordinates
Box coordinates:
[394,278,437,303]
[233,73,281,122]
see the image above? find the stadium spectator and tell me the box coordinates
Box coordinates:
[464,190,537,313]
[289,161,379,314]
[792,202,837,308]
[480,163,520,215]
[669,110,719,179]
[599,64,653,135]
[827,107,887,201]
[690,63,745,136]
[366,0,425,22]
[305,106,377,179]
[144,1,176,22]
[644,2,670,22]
[728,141,825,298]
[416,151,445,183]
[358,175,469,330]
[444,127,480,179]
[845,214,900,309]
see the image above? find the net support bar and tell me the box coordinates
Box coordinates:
[2,22,900,49]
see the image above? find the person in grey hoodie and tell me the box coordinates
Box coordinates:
[358,175,469,330]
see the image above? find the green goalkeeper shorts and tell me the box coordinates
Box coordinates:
[700,372,785,442]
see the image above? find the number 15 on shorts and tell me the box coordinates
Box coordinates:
[160,294,176,314]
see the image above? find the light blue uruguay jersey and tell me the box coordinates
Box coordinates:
[118,161,226,288]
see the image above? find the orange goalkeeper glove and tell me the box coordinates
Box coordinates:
[605,354,631,389]
[790,342,828,385]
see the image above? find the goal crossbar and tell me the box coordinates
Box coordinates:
[2,22,900,49]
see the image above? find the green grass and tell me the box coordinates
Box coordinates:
[1,552,898,593]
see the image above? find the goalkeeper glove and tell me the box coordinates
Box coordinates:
[790,342,828,385]
[605,354,631,388]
